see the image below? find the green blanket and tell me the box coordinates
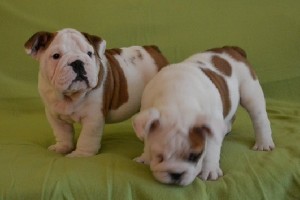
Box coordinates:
[1,1,300,199]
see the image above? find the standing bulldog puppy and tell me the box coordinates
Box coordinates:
[24,28,168,157]
[133,46,275,186]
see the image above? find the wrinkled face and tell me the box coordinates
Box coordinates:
[41,30,100,94]
[145,123,208,186]
[25,29,105,95]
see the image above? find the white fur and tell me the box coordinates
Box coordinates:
[29,28,163,157]
[133,50,275,185]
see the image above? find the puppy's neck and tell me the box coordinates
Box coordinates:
[62,90,87,103]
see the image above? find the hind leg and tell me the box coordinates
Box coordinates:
[240,80,275,151]
[224,115,236,135]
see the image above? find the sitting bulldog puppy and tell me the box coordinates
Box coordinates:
[24,28,168,157]
[132,46,275,185]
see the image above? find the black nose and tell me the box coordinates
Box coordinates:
[170,172,184,181]
[69,60,89,86]
[70,60,86,76]
[69,60,88,82]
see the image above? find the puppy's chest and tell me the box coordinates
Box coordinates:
[59,113,81,123]
[52,100,84,123]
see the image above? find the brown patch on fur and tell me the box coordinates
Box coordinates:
[143,45,169,71]
[81,32,103,58]
[189,126,208,152]
[208,46,257,80]
[201,68,231,118]
[24,32,56,55]
[105,48,122,55]
[212,55,232,76]
[102,50,129,116]
[94,62,105,89]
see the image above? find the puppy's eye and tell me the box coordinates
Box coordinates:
[187,152,202,163]
[87,51,93,58]
[157,154,164,163]
[52,53,60,60]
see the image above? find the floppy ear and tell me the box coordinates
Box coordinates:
[132,108,160,141]
[82,32,106,60]
[192,115,226,140]
[98,40,106,60]
[24,31,54,59]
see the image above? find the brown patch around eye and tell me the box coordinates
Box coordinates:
[212,55,232,76]
[187,152,203,163]
[189,126,208,152]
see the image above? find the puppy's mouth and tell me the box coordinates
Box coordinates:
[62,77,90,96]
[63,78,90,100]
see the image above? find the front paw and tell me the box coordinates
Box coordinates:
[133,153,149,165]
[252,138,275,151]
[198,164,223,181]
[134,156,146,164]
[48,143,74,154]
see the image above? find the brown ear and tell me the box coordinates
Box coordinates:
[24,31,55,58]
[81,32,106,59]
[189,125,210,151]
[81,32,102,47]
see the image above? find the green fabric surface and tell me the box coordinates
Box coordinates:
[1,0,300,199]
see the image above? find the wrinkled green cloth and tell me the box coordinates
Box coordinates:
[0,1,300,199]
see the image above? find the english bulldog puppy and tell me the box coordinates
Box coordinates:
[132,46,275,185]
[24,28,168,157]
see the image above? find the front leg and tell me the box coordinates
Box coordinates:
[67,116,104,157]
[133,142,151,164]
[134,152,150,165]
[198,136,223,181]
[46,109,75,154]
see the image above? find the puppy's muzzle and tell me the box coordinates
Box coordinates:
[69,60,89,86]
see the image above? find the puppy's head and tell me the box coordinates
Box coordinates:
[24,28,106,95]
[133,108,222,186]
